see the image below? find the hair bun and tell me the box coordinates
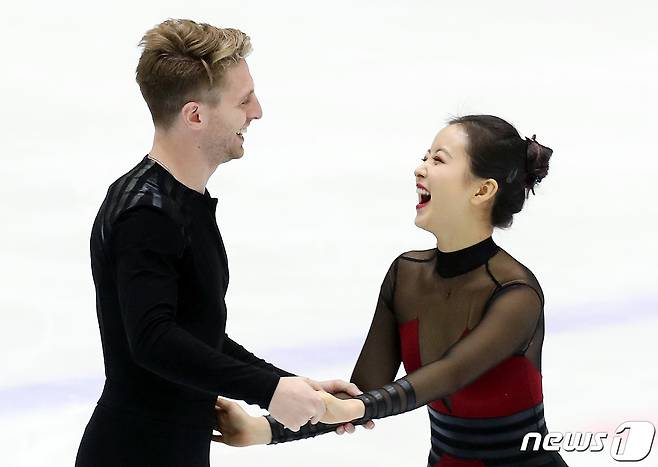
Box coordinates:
[524,134,553,196]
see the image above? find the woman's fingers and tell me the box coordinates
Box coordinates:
[319,391,340,407]
[310,391,331,424]
[216,397,240,410]
[215,396,229,407]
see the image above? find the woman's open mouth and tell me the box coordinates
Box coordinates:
[416,184,431,210]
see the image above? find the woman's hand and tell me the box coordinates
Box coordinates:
[318,391,366,424]
[212,397,272,446]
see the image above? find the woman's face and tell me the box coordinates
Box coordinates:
[414,124,481,233]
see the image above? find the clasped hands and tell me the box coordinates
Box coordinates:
[213,377,374,447]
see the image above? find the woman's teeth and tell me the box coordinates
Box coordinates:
[416,187,431,204]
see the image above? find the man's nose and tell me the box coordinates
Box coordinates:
[250,95,263,120]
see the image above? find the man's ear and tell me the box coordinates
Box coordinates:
[181,102,203,129]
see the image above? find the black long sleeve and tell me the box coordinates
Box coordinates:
[112,207,282,409]
[222,334,296,378]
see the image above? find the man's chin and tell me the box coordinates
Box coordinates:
[226,147,245,160]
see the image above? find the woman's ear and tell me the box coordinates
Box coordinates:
[472,178,498,205]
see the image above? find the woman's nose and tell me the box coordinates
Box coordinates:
[414,165,425,178]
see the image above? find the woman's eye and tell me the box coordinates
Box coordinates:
[421,156,428,162]
[433,156,443,163]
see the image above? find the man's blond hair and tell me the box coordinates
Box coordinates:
[136,19,252,129]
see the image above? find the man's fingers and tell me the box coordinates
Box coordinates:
[343,383,362,396]
[335,423,355,435]
[309,413,322,425]
[319,379,363,396]
[303,377,323,391]
[318,379,343,393]
[335,420,370,435]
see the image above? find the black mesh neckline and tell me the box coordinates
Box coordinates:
[435,236,500,278]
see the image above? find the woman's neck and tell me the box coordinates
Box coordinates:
[432,222,493,253]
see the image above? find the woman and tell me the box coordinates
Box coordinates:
[214,115,568,466]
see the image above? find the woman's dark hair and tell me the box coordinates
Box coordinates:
[448,115,553,228]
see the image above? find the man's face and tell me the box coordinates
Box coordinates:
[202,59,262,164]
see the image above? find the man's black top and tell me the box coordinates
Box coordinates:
[89,155,292,428]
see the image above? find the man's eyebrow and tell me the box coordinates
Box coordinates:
[240,89,254,101]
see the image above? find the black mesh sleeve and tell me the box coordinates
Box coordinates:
[353,284,542,420]
[350,258,402,390]
[268,283,542,443]
[265,415,362,444]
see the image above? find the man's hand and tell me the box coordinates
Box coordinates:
[335,419,376,435]
[267,376,325,431]
[314,379,362,397]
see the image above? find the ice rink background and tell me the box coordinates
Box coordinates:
[1,0,657,465]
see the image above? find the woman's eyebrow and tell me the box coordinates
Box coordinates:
[434,147,453,159]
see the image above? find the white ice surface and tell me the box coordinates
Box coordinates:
[1,0,657,465]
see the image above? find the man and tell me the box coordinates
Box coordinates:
[75,19,361,467]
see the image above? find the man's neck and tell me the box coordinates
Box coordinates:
[149,133,216,195]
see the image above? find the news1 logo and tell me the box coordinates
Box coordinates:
[521,421,656,461]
